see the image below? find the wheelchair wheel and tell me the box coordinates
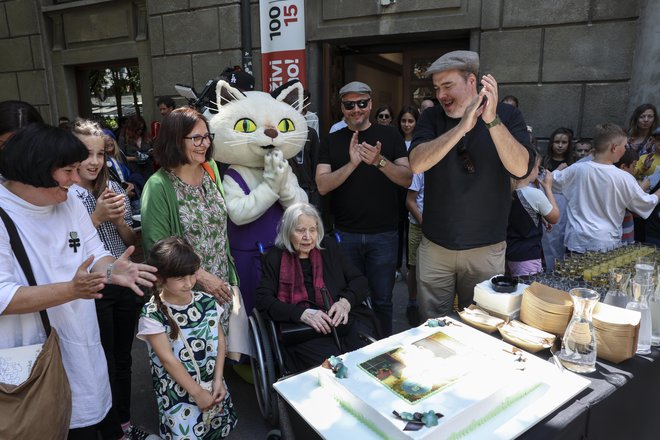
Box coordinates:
[249,310,279,425]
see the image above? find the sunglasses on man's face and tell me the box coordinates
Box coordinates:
[342,99,370,110]
[377,113,391,119]
[456,139,475,174]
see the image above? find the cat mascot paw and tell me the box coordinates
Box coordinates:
[209,79,308,314]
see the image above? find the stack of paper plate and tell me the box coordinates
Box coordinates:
[458,305,505,333]
[593,302,641,363]
[520,283,573,336]
[498,320,556,353]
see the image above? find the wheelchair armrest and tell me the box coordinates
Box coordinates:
[278,321,319,346]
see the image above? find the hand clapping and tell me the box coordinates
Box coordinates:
[94,188,126,226]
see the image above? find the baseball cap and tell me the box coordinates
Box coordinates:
[426,50,480,77]
[227,71,255,91]
[339,81,372,97]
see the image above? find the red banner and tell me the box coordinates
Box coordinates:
[261,49,307,93]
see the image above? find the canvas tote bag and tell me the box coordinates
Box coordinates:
[0,207,72,439]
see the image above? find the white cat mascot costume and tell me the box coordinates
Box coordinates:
[210,79,308,314]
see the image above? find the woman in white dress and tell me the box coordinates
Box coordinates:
[0,123,157,439]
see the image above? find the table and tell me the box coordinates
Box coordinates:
[519,348,660,439]
[275,333,660,439]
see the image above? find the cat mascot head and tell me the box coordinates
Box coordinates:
[210,79,307,167]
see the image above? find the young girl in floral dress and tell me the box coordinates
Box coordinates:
[138,237,237,439]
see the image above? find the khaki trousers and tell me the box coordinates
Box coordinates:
[417,237,506,320]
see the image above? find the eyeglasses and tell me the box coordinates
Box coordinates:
[456,139,475,174]
[377,113,391,119]
[342,99,370,110]
[183,133,215,146]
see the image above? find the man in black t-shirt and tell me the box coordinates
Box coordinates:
[316,81,412,336]
[409,51,535,319]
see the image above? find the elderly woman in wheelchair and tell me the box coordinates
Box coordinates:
[255,202,376,371]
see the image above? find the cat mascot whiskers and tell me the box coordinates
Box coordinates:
[210,79,308,314]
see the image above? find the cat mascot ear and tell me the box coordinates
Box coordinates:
[216,80,246,107]
[270,79,305,113]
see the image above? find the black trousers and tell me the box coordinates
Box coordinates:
[67,409,122,440]
[95,284,138,431]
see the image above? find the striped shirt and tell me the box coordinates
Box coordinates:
[74,181,133,258]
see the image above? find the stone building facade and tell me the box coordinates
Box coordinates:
[0,0,657,139]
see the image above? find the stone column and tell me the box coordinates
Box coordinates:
[627,0,660,115]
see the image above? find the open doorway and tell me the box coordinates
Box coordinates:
[321,39,468,133]
[75,59,142,131]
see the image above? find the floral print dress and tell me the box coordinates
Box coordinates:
[139,291,238,440]
[166,169,232,334]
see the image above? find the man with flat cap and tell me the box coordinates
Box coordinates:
[409,50,535,319]
[316,81,412,336]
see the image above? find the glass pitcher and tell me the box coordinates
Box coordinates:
[650,280,660,346]
[558,288,600,373]
[627,279,652,354]
[603,268,630,308]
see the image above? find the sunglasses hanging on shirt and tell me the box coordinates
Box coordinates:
[456,138,476,174]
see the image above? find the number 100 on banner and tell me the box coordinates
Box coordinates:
[259,0,307,92]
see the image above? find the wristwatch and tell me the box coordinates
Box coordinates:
[375,156,387,169]
[485,115,501,129]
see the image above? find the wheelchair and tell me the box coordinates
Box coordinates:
[248,308,290,427]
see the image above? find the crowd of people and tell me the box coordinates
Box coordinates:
[0,49,658,439]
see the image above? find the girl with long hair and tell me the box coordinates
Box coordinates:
[138,237,237,439]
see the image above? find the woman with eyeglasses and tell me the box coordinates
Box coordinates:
[375,105,394,126]
[141,107,240,337]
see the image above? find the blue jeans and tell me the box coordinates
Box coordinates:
[337,230,398,336]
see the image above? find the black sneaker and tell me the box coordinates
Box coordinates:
[406,305,420,327]
[126,425,161,440]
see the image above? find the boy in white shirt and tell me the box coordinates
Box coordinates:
[553,123,660,252]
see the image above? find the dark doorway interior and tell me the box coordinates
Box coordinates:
[321,38,469,133]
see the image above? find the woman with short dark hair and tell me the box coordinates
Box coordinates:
[0,123,156,439]
[140,108,246,358]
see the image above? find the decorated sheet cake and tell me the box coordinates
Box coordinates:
[274,318,589,439]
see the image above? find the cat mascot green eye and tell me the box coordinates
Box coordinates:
[209,79,308,315]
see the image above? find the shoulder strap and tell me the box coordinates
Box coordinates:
[201,162,216,183]
[0,206,51,335]
[178,329,203,382]
[224,168,251,195]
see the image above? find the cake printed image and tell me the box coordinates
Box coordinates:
[359,332,470,404]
